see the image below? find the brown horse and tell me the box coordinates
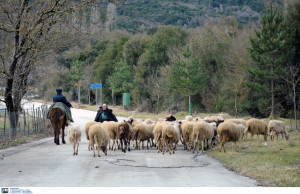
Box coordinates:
[50,108,66,145]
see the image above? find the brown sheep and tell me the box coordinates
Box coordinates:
[117,121,133,153]
[193,121,216,153]
[217,122,245,152]
[85,121,98,151]
[245,118,268,141]
[88,124,109,157]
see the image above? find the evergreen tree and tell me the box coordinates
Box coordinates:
[247,4,295,118]
[170,45,208,115]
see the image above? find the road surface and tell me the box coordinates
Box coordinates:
[0,102,258,187]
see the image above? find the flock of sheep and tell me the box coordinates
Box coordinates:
[66,115,291,156]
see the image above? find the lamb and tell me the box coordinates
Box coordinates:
[181,122,194,151]
[101,121,119,151]
[88,124,109,157]
[67,125,81,156]
[161,122,182,155]
[268,120,290,141]
[193,121,216,153]
[245,118,268,141]
[217,122,245,152]
[131,123,155,149]
[117,121,133,153]
[85,121,98,151]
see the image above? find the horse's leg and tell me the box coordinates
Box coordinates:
[62,122,66,144]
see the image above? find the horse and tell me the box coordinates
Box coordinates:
[50,107,66,145]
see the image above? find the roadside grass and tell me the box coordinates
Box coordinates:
[207,124,300,187]
[0,127,53,150]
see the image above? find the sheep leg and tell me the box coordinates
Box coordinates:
[93,144,96,157]
[73,143,76,156]
[76,142,79,155]
[112,139,116,151]
[147,140,149,149]
[97,145,101,157]
[201,141,205,153]
[62,127,66,144]
[162,139,165,155]
[193,141,196,154]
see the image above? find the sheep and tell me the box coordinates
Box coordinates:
[144,119,154,124]
[224,119,247,127]
[166,115,176,121]
[85,121,98,151]
[101,121,119,151]
[153,122,166,153]
[245,118,268,141]
[88,124,109,157]
[131,123,155,150]
[193,117,203,122]
[268,120,290,141]
[217,122,245,152]
[67,125,81,156]
[161,122,182,155]
[117,121,133,153]
[185,115,193,122]
[181,122,194,151]
[193,121,216,153]
[204,116,224,127]
[224,119,247,139]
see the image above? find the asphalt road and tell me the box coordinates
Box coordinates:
[0,102,258,187]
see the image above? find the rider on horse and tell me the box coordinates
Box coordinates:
[53,88,74,123]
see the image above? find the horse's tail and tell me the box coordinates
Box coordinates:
[54,109,60,133]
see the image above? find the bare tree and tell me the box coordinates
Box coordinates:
[281,62,300,131]
[0,0,118,137]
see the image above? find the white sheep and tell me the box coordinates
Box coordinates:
[185,115,193,122]
[268,120,290,141]
[245,118,268,141]
[67,125,81,156]
[88,124,109,157]
[153,121,167,153]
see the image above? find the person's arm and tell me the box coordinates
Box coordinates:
[62,96,72,108]
[94,111,100,122]
[111,112,118,122]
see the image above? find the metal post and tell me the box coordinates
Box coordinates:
[78,85,81,104]
[96,89,98,106]
[4,109,6,140]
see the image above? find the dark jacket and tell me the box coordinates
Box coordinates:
[53,94,72,108]
[94,107,118,123]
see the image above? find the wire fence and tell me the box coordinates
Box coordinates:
[0,104,51,141]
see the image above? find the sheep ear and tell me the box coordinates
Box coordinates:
[124,120,126,122]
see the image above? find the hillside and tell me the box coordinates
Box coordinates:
[111,0,282,32]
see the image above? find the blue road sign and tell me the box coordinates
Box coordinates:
[90,83,102,89]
